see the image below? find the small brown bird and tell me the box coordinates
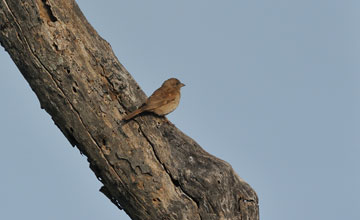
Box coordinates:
[124,78,185,120]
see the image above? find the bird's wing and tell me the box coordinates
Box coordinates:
[144,88,177,111]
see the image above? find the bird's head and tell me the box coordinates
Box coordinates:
[163,78,185,89]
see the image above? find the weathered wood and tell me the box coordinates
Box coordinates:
[0,0,259,219]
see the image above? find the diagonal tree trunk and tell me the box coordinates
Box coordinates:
[0,0,259,219]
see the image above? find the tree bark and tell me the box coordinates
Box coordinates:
[0,1,259,219]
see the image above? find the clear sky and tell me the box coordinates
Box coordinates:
[1,1,359,219]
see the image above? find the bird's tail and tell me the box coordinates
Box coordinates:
[124,108,144,121]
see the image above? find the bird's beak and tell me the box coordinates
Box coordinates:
[180,83,185,87]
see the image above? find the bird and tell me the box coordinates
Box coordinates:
[124,78,185,120]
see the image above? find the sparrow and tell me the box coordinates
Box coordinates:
[124,78,185,120]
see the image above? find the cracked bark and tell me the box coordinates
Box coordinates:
[0,0,259,219]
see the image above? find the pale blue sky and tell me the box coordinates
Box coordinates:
[1,1,359,219]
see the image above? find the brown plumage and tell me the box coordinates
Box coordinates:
[124,78,185,120]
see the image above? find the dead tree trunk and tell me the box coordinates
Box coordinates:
[0,0,259,219]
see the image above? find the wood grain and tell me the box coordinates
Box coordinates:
[0,1,259,219]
